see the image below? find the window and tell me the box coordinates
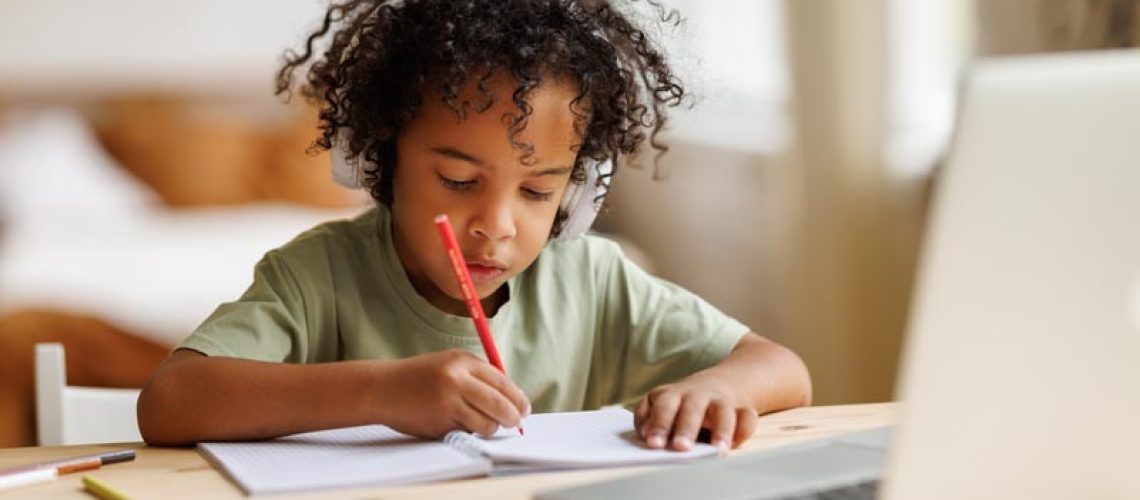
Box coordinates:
[884,0,975,176]
[651,0,790,154]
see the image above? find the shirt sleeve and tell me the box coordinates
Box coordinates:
[176,250,310,362]
[591,242,751,407]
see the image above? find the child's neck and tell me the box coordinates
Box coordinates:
[480,285,509,317]
[427,283,509,318]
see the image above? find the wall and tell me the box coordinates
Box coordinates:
[0,0,325,96]
[595,140,796,347]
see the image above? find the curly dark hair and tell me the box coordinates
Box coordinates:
[275,0,686,235]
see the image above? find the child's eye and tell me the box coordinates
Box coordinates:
[438,174,476,191]
[522,188,555,202]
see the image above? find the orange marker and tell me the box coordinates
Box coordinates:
[0,449,134,491]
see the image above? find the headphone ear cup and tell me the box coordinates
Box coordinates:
[556,160,613,240]
[331,131,365,189]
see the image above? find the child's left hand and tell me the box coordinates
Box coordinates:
[633,374,759,452]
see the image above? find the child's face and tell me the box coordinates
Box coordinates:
[390,75,582,315]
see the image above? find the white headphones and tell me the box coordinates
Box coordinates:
[331,134,611,240]
[555,157,612,240]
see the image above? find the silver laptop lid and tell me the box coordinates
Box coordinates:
[883,49,1140,500]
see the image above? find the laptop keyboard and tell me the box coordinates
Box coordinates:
[777,479,880,500]
[534,427,892,500]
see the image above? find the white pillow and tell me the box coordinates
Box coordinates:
[0,109,159,227]
[0,203,363,345]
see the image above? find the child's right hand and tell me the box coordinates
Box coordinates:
[375,349,530,439]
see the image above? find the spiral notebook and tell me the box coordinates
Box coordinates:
[198,408,721,495]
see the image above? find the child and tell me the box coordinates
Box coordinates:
[137,0,811,452]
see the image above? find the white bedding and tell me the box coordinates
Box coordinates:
[0,205,362,345]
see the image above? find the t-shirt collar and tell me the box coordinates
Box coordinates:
[374,206,519,341]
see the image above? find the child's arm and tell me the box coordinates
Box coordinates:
[632,332,811,451]
[137,348,530,447]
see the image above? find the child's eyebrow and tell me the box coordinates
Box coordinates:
[430,146,572,177]
[431,146,485,166]
[528,166,573,177]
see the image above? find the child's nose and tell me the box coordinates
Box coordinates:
[467,195,517,241]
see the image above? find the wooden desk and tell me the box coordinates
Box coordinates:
[0,403,896,499]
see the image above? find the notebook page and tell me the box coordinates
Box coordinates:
[470,408,722,468]
[198,425,492,495]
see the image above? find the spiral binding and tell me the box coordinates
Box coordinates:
[443,431,488,458]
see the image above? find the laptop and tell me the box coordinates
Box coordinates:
[538,48,1140,500]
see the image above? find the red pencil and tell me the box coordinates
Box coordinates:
[433,214,525,436]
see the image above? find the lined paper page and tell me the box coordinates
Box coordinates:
[475,408,722,468]
[199,425,491,495]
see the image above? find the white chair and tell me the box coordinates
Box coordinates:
[35,343,143,446]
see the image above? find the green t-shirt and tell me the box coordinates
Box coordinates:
[178,206,750,412]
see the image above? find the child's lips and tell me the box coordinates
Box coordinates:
[465,258,507,284]
[466,264,505,284]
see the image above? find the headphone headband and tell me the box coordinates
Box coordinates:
[331,131,366,189]
[556,159,611,240]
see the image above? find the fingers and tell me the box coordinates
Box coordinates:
[634,396,651,438]
[451,397,501,437]
[669,395,710,451]
[459,365,527,432]
[640,386,754,452]
[733,407,759,447]
[641,389,682,449]
[707,400,736,451]
[472,363,531,420]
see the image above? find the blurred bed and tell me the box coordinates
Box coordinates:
[0,97,366,446]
